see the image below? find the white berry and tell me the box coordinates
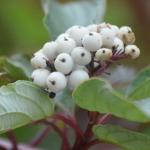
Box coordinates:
[31,53,48,69]
[56,33,70,42]
[31,69,50,88]
[119,26,135,45]
[56,37,76,54]
[42,42,57,62]
[97,22,108,32]
[100,28,116,48]
[125,45,140,59]
[66,25,80,34]
[54,53,74,74]
[73,64,89,73]
[95,48,113,61]
[68,70,89,90]
[71,47,91,65]
[87,24,98,32]
[69,26,89,46]
[112,38,124,55]
[46,72,67,93]
[82,32,103,52]
[110,25,120,37]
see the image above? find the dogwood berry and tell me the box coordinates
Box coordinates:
[125,45,140,59]
[42,42,57,62]
[87,24,98,32]
[82,32,103,52]
[71,47,91,65]
[54,53,74,74]
[73,64,89,73]
[100,28,116,48]
[97,22,108,32]
[47,72,67,93]
[56,33,70,42]
[68,70,89,90]
[112,37,124,55]
[95,48,113,61]
[56,37,76,54]
[66,25,80,34]
[31,53,48,69]
[110,25,120,37]
[31,69,50,88]
[69,26,89,46]
[119,26,135,45]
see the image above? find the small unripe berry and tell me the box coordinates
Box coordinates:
[71,47,91,66]
[68,70,89,90]
[95,48,113,61]
[56,37,76,54]
[54,53,74,74]
[125,45,140,59]
[100,28,116,48]
[46,72,67,93]
[112,38,124,55]
[31,53,48,69]
[82,32,103,52]
[31,69,50,88]
[42,42,57,62]
[87,24,98,32]
[69,26,89,46]
[119,26,135,45]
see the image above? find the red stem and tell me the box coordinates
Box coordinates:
[30,126,51,147]
[43,120,70,150]
[72,112,99,150]
[0,145,7,150]
[7,131,18,150]
[53,114,83,139]
[97,113,112,124]
[82,139,100,150]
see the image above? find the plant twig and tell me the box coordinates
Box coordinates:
[30,126,51,147]
[72,112,99,150]
[81,139,100,150]
[53,114,83,139]
[0,145,7,150]
[7,130,18,150]
[97,113,112,124]
[43,120,70,150]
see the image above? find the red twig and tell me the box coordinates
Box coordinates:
[72,112,99,150]
[82,139,100,150]
[0,145,7,150]
[7,131,18,150]
[97,113,112,124]
[43,120,70,150]
[30,126,51,147]
[53,114,83,139]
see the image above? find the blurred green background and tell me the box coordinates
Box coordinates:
[0,0,150,149]
[0,0,150,67]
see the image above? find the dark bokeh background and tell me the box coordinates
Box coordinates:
[0,0,150,149]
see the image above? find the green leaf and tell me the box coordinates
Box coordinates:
[129,78,150,101]
[126,66,150,95]
[55,88,75,113]
[42,0,106,39]
[0,80,54,134]
[0,54,33,80]
[73,78,150,122]
[93,124,150,150]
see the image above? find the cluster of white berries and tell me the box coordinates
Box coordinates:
[31,22,140,97]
